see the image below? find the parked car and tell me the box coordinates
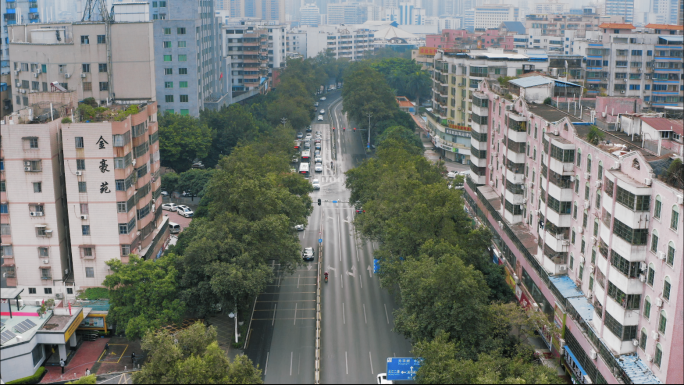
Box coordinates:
[302,247,315,261]
[317,115,324,121]
[292,155,299,163]
[162,203,178,211]
[315,143,321,150]
[312,179,320,190]
[446,171,458,179]
[161,190,169,197]
[177,205,194,218]
[314,102,319,107]
[169,222,181,234]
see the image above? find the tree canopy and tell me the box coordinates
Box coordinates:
[158,112,213,173]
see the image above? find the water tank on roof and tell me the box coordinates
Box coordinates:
[30,29,63,44]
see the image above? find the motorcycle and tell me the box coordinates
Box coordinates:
[324,272,329,283]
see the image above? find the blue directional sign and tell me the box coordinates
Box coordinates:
[386,357,423,381]
[332,200,338,203]
[373,259,380,274]
[318,238,323,244]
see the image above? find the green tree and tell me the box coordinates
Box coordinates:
[407,70,432,107]
[201,104,263,168]
[104,255,185,340]
[342,66,398,132]
[176,168,215,198]
[66,375,97,384]
[586,125,605,145]
[161,172,179,194]
[159,112,213,172]
[133,322,263,384]
[376,125,423,155]
[664,158,683,188]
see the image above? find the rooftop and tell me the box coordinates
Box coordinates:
[1,305,49,347]
[598,23,635,29]
[641,118,683,136]
[526,103,583,123]
[644,24,684,31]
[396,96,414,108]
[509,76,553,88]
[500,21,526,34]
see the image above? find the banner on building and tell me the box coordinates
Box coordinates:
[419,47,437,56]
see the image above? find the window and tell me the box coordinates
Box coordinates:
[180,109,189,116]
[0,181,4,193]
[667,241,676,266]
[29,288,36,294]
[82,63,90,73]
[180,95,189,103]
[179,68,188,75]
[179,81,188,88]
[33,182,42,193]
[177,27,186,34]
[645,84,650,90]
[78,182,87,193]
[0,224,10,235]
[0,204,8,214]
[163,41,172,48]
[658,310,667,334]
[671,206,679,230]
[647,264,655,286]
[75,137,84,148]
[26,137,39,149]
[164,28,171,35]
[165,95,174,103]
[164,68,173,76]
[629,84,640,91]
[80,204,89,214]
[1,245,12,256]
[82,225,90,236]
[76,159,86,170]
[596,191,601,209]
[81,35,90,44]
[178,54,187,61]
[655,344,663,367]
[97,35,106,44]
[639,329,647,351]
[44,288,52,295]
[32,81,39,91]
[164,55,172,62]
[99,82,109,91]
[39,247,49,257]
[98,63,107,72]
[651,230,659,253]
[83,82,92,91]
[165,81,173,88]
[86,267,95,278]
[122,245,131,256]
[178,41,186,48]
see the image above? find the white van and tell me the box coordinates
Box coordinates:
[169,222,181,234]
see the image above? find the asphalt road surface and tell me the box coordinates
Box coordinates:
[245,92,411,384]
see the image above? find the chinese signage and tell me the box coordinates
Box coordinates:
[80,315,105,329]
[448,124,471,131]
[418,47,437,56]
[446,128,471,137]
[95,135,112,193]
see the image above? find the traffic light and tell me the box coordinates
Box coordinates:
[317,199,321,206]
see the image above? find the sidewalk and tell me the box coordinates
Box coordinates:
[417,130,470,173]
[207,314,244,361]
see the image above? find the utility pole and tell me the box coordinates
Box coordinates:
[366,112,372,149]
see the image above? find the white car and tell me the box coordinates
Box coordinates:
[377,373,393,384]
[315,156,323,163]
[162,203,178,211]
[319,109,325,114]
[177,205,194,218]
[312,179,320,190]
[320,96,326,101]
[318,115,324,121]
[315,163,323,172]
[305,133,312,140]
[447,171,458,179]
[294,224,305,231]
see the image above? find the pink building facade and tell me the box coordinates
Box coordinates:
[426,29,516,51]
[465,79,683,384]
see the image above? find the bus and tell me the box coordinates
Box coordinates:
[299,162,310,177]
[301,150,311,162]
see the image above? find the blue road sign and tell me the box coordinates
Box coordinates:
[318,238,323,243]
[386,357,423,381]
[332,200,338,203]
[373,259,380,274]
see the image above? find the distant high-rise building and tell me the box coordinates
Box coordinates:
[230,0,245,17]
[327,3,359,24]
[300,2,320,26]
[605,0,634,22]
[399,1,426,25]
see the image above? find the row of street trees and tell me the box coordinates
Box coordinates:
[345,96,562,382]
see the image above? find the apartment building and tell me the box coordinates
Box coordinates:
[300,3,320,26]
[465,77,683,384]
[1,101,167,296]
[8,22,156,111]
[474,5,519,30]
[150,0,229,116]
[523,13,625,39]
[223,20,286,92]
[2,0,41,25]
[327,3,359,25]
[427,49,549,163]
[572,23,684,111]
[304,25,374,61]
[605,0,634,23]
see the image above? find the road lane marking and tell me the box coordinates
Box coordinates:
[294,303,297,325]
[343,302,346,324]
[264,352,269,375]
[367,265,373,278]
[363,304,367,324]
[369,351,374,374]
[297,275,300,288]
[341,273,344,289]
[290,352,293,376]
[346,351,349,375]
[272,304,277,326]
[338,214,342,262]
[384,304,390,324]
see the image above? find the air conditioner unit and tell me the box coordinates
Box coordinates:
[80,215,88,220]
[591,236,597,245]
[570,176,575,182]
[559,265,567,271]
[585,172,591,180]
[579,255,585,264]
[21,89,27,94]
[45,230,53,237]
[644,178,652,186]
[578,227,584,234]
[638,275,646,282]
[498,221,504,228]
[457,107,462,111]
[151,205,156,212]
[632,339,639,347]
[505,105,512,111]
[590,349,597,360]
[620,90,625,94]
[589,265,594,273]
[553,130,560,136]
[25,166,32,171]
[33,73,39,78]
[132,159,137,166]
[75,171,82,176]
[34,299,43,306]
[488,164,493,170]
[55,293,63,299]
[595,180,602,188]
[640,261,647,271]
[43,259,48,264]
[645,354,653,362]
[623,78,628,82]
[677,195,684,205]
[651,331,659,341]
[655,297,663,307]
[584,201,590,209]
[14,70,20,76]
[80,73,87,78]
[611,161,620,170]
[657,251,665,260]
[64,73,71,79]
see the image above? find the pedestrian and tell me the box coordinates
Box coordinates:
[60,358,65,374]
[104,342,109,352]
[131,352,136,363]
[85,368,91,376]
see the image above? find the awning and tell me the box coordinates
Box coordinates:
[35,224,47,228]
[39,265,51,269]
[554,79,582,88]
[563,346,588,377]
[658,36,683,44]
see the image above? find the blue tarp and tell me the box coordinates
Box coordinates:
[548,275,585,299]
[567,296,594,321]
[617,354,662,384]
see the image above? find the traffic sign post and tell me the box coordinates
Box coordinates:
[386,357,423,381]
[318,239,322,244]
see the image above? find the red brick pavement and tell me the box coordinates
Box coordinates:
[41,337,110,383]
[162,210,192,232]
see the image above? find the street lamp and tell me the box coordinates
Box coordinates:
[366,112,372,149]
[281,117,288,126]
